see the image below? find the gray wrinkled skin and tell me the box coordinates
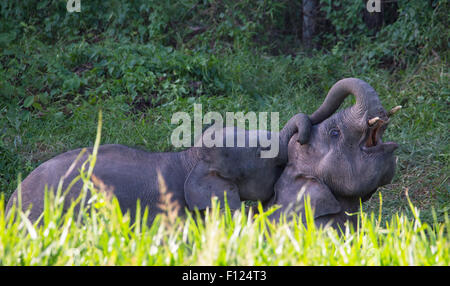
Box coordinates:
[5,114,305,223]
[266,78,398,230]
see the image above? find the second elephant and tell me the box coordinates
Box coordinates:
[6,113,310,223]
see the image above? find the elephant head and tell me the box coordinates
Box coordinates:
[183,113,310,211]
[268,78,400,228]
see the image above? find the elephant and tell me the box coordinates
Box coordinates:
[264,78,400,230]
[5,113,309,223]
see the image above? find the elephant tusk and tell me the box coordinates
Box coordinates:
[368,117,381,126]
[388,105,402,117]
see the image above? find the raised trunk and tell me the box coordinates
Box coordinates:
[309,78,384,125]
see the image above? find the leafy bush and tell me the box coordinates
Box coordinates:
[319,0,448,68]
[0,0,145,42]
[0,40,228,112]
[370,0,448,67]
[319,0,367,47]
[0,0,299,50]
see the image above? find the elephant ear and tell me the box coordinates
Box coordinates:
[274,171,341,220]
[299,177,342,219]
[184,160,241,211]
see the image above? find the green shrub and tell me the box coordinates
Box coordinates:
[319,0,367,47]
[0,0,298,49]
[370,0,448,67]
[319,0,448,68]
[0,40,228,112]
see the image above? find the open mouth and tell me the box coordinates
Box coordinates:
[363,116,398,153]
[365,118,385,147]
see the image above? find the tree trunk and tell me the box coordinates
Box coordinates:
[302,0,317,50]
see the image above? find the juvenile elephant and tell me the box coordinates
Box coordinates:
[265,78,400,230]
[5,113,308,223]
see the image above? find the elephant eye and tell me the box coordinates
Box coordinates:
[329,128,340,138]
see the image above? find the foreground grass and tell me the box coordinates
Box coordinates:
[0,130,448,266]
[1,187,448,266]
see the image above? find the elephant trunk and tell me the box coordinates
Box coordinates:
[278,113,311,162]
[309,78,385,126]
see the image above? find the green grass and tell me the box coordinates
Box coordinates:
[2,192,448,265]
[1,171,449,266]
